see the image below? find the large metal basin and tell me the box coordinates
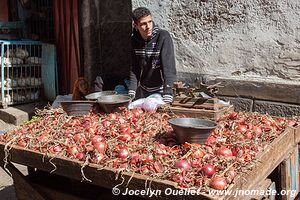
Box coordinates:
[60,101,100,116]
[168,118,217,144]
[97,95,131,113]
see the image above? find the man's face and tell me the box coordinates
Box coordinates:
[135,15,153,40]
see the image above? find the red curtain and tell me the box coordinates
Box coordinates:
[53,0,81,94]
[0,0,9,21]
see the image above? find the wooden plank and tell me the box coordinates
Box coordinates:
[172,102,216,110]
[225,127,294,200]
[159,105,233,120]
[294,125,300,144]
[244,179,272,200]
[268,181,276,200]
[172,98,226,110]
[280,146,299,200]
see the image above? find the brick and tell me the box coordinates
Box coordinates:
[219,96,253,112]
[254,100,300,117]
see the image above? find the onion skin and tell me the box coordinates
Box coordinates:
[130,153,140,165]
[18,140,27,148]
[192,149,206,159]
[76,153,85,160]
[67,146,79,156]
[229,112,238,120]
[142,154,154,165]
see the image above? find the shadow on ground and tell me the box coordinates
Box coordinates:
[0,185,17,200]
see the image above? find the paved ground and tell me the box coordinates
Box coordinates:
[0,163,28,200]
[0,102,42,200]
[0,119,19,200]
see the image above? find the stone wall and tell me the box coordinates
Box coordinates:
[132,0,300,116]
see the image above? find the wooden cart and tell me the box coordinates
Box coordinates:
[0,126,299,200]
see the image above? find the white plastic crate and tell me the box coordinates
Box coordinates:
[0,40,42,107]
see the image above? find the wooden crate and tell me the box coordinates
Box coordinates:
[0,127,295,200]
[160,98,233,120]
[280,145,299,200]
[294,125,300,144]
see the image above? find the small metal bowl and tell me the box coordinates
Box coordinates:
[97,94,131,113]
[61,101,100,116]
[85,91,117,101]
[168,118,217,144]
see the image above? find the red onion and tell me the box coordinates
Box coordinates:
[217,147,233,157]
[93,142,107,154]
[237,124,247,133]
[201,164,215,177]
[175,160,191,171]
[91,135,105,145]
[118,133,132,142]
[118,148,129,159]
[209,176,227,190]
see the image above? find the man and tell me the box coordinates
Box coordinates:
[128,7,177,104]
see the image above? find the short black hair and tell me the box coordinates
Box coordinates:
[132,7,151,23]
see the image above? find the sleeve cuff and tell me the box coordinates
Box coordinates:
[163,94,173,103]
[128,90,136,98]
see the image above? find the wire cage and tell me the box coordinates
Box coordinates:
[0,39,42,107]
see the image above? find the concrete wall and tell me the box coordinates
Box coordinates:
[132,0,300,116]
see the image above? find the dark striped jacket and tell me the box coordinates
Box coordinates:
[128,25,177,103]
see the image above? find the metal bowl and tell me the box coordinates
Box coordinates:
[85,91,117,101]
[60,101,100,116]
[97,94,131,113]
[168,118,217,144]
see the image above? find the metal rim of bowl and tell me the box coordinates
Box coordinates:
[168,118,217,129]
[85,91,117,100]
[60,101,98,116]
[61,100,96,104]
[97,95,131,104]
